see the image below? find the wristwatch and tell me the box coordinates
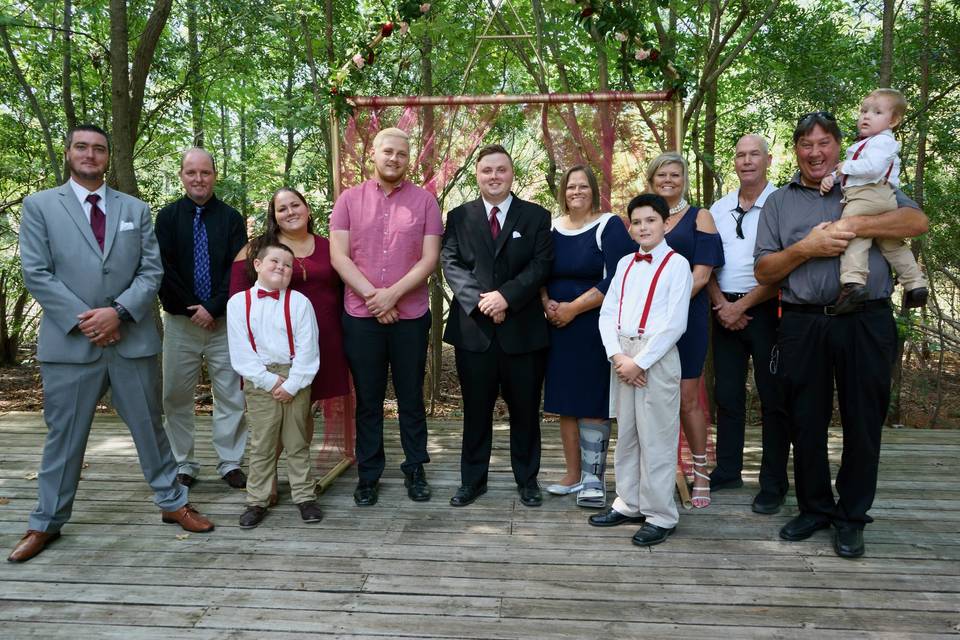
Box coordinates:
[111,301,133,322]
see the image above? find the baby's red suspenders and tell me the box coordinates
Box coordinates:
[841,137,895,187]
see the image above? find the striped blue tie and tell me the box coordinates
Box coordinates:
[193,205,211,301]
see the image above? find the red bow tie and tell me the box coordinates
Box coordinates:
[634,252,653,263]
[257,289,280,300]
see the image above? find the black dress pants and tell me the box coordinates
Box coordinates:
[777,303,897,528]
[712,298,790,496]
[455,340,545,488]
[343,312,431,482]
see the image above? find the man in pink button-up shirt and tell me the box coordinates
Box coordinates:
[330,127,442,507]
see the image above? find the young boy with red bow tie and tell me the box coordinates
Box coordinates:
[589,194,692,547]
[227,240,321,529]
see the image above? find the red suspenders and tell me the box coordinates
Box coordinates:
[244,288,295,359]
[616,251,676,334]
[841,137,895,187]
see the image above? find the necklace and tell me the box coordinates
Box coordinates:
[669,198,688,215]
[294,255,307,282]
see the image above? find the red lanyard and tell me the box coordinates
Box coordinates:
[244,288,295,359]
[617,251,676,334]
[842,137,894,186]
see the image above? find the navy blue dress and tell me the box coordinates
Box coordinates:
[543,214,638,418]
[666,206,724,379]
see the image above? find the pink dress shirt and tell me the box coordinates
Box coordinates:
[330,179,443,319]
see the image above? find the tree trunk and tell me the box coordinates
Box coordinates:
[239,101,249,216]
[702,80,717,206]
[878,0,895,87]
[108,0,172,195]
[187,4,204,146]
[220,100,229,178]
[301,12,333,199]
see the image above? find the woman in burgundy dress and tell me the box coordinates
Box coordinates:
[230,188,354,501]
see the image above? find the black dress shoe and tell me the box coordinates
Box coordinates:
[518,483,542,507]
[631,523,675,546]
[222,469,247,489]
[903,287,928,309]
[834,526,865,558]
[449,483,487,507]
[779,513,831,541]
[176,473,195,488]
[239,505,267,529]
[709,473,744,491]
[297,500,324,523]
[404,467,432,502]
[353,481,379,506]
[751,491,786,515]
[588,507,645,527]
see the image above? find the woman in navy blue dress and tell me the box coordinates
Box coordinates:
[541,165,637,507]
[646,153,724,508]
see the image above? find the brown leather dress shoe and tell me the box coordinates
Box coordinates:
[7,530,61,563]
[161,503,215,532]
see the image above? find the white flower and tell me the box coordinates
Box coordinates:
[420,3,431,12]
[352,53,365,69]
[399,21,409,35]
[614,32,628,42]
[635,49,650,61]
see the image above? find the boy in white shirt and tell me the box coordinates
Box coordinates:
[822,88,927,314]
[227,241,321,528]
[588,193,692,546]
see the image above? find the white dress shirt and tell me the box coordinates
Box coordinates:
[841,129,901,188]
[226,284,319,396]
[68,178,108,222]
[709,181,777,293]
[483,194,512,227]
[599,239,692,371]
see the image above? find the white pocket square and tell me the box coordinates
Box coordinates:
[119,221,135,231]
[512,230,522,239]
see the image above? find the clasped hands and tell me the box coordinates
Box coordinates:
[712,299,751,331]
[77,307,121,347]
[270,376,294,403]
[478,290,507,324]
[542,298,576,328]
[364,287,401,324]
[612,354,646,388]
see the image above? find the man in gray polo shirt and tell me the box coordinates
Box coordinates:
[754,112,927,558]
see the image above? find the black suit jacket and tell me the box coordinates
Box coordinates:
[442,194,553,354]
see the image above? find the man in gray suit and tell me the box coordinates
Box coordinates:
[9,125,215,563]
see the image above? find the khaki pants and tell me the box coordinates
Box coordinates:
[244,364,315,506]
[162,313,247,478]
[840,183,926,289]
[610,336,681,529]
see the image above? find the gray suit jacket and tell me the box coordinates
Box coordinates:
[20,182,163,363]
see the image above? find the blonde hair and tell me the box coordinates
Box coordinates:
[868,88,907,125]
[644,152,689,197]
[373,127,411,149]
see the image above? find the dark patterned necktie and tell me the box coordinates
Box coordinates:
[86,194,105,251]
[193,205,212,301]
[490,206,501,240]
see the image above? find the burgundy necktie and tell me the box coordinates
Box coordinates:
[86,193,105,251]
[634,252,653,263]
[489,206,501,240]
[257,289,280,300]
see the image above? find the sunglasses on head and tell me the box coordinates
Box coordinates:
[796,110,836,126]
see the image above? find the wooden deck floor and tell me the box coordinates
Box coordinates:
[0,411,958,639]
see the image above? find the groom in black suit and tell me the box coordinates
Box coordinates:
[441,144,554,507]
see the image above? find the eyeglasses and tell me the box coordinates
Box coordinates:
[796,110,836,126]
[731,206,748,239]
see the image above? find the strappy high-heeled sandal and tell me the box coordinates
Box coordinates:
[691,453,711,509]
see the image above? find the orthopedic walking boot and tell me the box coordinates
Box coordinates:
[576,420,611,508]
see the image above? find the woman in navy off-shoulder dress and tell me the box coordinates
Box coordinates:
[541,166,637,508]
[646,153,724,509]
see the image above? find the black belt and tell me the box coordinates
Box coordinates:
[722,292,747,302]
[782,299,890,316]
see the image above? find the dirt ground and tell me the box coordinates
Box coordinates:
[1,345,957,428]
